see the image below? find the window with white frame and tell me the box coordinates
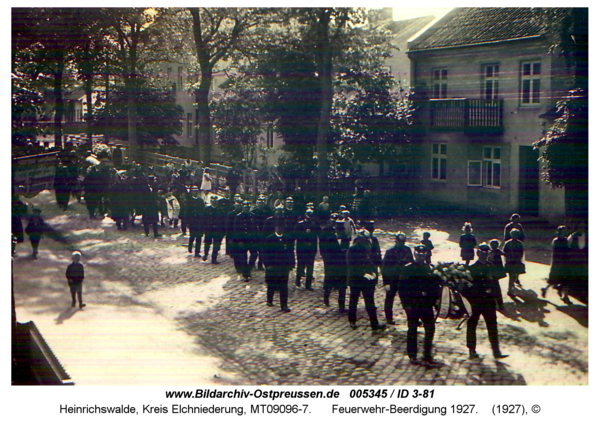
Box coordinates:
[483,146,501,188]
[432,68,448,99]
[431,143,447,181]
[482,64,499,100]
[520,61,541,105]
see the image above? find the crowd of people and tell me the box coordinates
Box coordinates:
[11,153,588,366]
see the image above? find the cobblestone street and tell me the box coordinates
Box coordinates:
[12,191,588,385]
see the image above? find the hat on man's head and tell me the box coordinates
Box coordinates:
[72,251,82,259]
[395,232,407,242]
[477,243,491,252]
[414,244,428,254]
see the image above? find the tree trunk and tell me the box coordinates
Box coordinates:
[315,11,334,197]
[190,8,214,166]
[104,72,110,144]
[85,78,94,145]
[195,80,212,164]
[126,78,138,158]
[53,58,65,150]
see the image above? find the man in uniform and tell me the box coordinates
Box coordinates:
[320,213,347,312]
[186,186,205,257]
[400,245,441,365]
[262,220,295,312]
[465,243,509,360]
[203,195,226,264]
[250,195,272,270]
[294,208,320,290]
[346,230,386,331]
[233,200,259,282]
[226,199,243,272]
[382,232,415,325]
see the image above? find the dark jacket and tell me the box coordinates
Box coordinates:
[204,204,227,234]
[346,239,378,288]
[399,262,440,308]
[504,222,526,242]
[319,225,343,264]
[382,244,414,285]
[186,196,206,232]
[25,215,45,241]
[262,215,286,240]
[295,217,320,252]
[233,211,258,244]
[66,262,85,285]
[465,260,497,308]
[262,233,295,277]
[369,236,383,270]
[251,205,273,233]
[549,236,570,283]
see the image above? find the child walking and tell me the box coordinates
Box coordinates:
[421,231,434,265]
[459,222,477,266]
[504,228,525,295]
[66,251,86,309]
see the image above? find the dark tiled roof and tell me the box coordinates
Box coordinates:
[409,7,568,51]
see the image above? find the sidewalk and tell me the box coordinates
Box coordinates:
[12,190,588,385]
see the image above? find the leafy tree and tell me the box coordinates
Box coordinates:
[102,8,164,156]
[534,8,588,222]
[71,9,113,144]
[331,70,413,168]
[186,7,275,163]
[92,77,183,145]
[12,8,88,148]
[11,70,45,154]
[231,8,396,193]
[210,78,271,168]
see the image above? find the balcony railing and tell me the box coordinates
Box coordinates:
[429,98,503,130]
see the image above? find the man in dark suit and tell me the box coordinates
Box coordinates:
[294,208,320,290]
[320,213,347,312]
[262,221,295,312]
[234,200,259,282]
[400,245,441,365]
[346,230,386,331]
[382,232,415,325]
[465,243,509,360]
[186,186,205,257]
[250,195,272,270]
[203,195,226,264]
[226,199,243,272]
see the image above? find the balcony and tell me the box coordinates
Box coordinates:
[429,98,503,131]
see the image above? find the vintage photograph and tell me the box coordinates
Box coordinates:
[11,7,588,386]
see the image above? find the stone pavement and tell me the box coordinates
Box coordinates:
[12,191,588,385]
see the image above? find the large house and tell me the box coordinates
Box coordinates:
[407,8,579,219]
